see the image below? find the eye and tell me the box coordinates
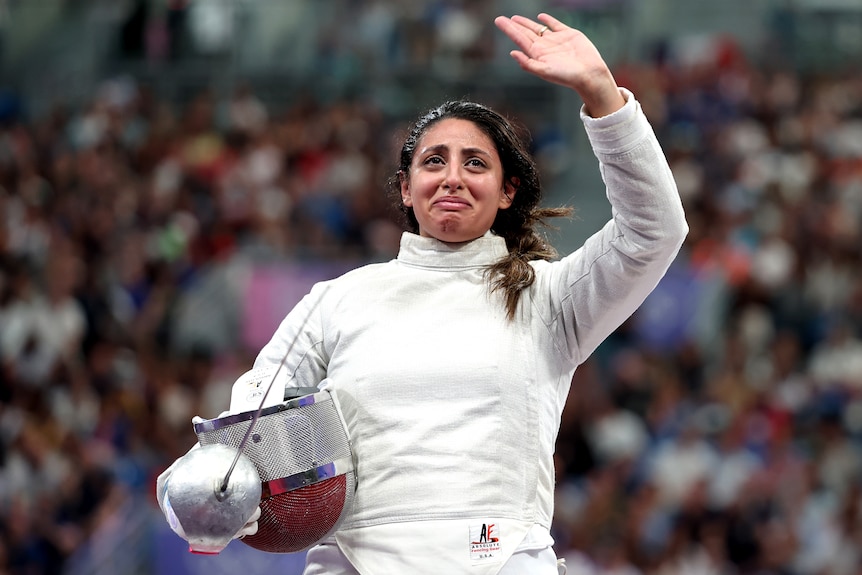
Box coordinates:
[466,158,487,169]
[423,155,444,166]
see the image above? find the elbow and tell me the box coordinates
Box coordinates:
[649,207,689,248]
[637,213,689,266]
[663,227,688,269]
[659,213,689,263]
[658,199,689,251]
[670,216,689,249]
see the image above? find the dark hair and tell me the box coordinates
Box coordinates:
[387,100,573,319]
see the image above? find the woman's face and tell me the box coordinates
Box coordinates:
[401,118,515,243]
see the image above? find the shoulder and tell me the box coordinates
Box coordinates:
[332,260,395,283]
[312,260,398,299]
[529,256,567,275]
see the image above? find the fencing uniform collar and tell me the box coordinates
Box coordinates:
[396,232,509,270]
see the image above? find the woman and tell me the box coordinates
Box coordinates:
[159,12,687,575]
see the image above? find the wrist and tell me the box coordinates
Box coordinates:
[576,69,625,118]
[581,86,625,118]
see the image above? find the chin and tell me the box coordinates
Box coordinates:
[427,217,481,243]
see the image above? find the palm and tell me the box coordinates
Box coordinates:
[522,28,604,86]
[494,13,623,116]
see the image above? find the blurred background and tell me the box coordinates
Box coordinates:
[2,0,862,573]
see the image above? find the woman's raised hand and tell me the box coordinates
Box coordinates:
[494,13,625,117]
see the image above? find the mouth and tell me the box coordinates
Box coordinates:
[433,197,470,210]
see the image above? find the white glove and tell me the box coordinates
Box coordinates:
[159,467,262,542]
[234,505,261,538]
[156,421,262,544]
[156,443,198,541]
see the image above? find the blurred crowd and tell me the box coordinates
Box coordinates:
[0,70,404,573]
[3,13,862,575]
[112,0,502,78]
[553,47,862,574]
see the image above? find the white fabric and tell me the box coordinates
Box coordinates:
[250,89,687,573]
[305,525,559,574]
[500,547,560,575]
[334,519,533,574]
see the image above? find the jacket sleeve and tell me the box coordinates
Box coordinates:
[535,88,689,366]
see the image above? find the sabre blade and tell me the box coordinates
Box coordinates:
[219,288,328,493]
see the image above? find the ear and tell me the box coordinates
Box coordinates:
[499,177,519,209]
[400,172,413,207]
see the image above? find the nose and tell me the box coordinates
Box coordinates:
[442,164,463,192]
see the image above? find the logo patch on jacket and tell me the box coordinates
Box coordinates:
[469,522,501,562]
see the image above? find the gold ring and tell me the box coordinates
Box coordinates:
[537,25,549,36]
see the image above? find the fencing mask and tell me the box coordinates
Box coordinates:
[194,367,356,553]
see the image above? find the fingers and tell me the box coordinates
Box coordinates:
[235,520,259,539]
[497,13,567,40]
[233,506,262,539]
[163,493,189,540]
[537,13,567,33]
[494,14,557,77]
[493,15,535,53]
[510,14,548,38]
[508,50,536,73]
[494,13,571,65]
[249,506,261,522]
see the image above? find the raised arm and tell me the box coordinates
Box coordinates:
[496,13,688,366]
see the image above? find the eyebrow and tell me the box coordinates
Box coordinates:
[419,144,493,158]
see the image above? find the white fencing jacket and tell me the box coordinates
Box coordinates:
[253,89,688,574]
